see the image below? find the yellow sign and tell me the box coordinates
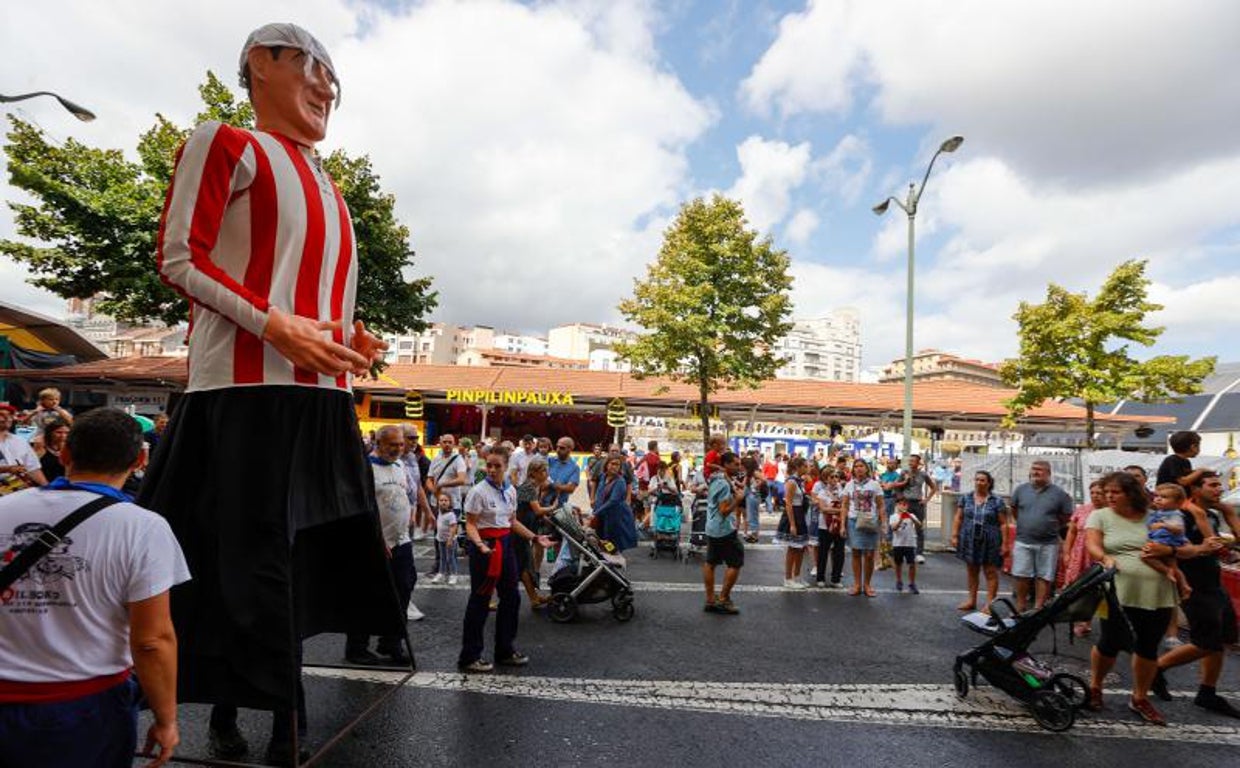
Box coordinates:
[688,402,719,419]
[606,397,627,428]
[404,390,424,418]
[445,389,575,406]
[359,418,426,439]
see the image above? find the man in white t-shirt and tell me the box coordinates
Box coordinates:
[426,434,470,512]
[508,434,536,486]
[344,426,418,666]
[0,404,47,493]
[0,407,190,767]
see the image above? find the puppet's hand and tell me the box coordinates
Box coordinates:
[350,320,389,376]
[262,307,368,377]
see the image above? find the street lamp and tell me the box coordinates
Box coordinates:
[872,135,963,467]
[0,91,96,122]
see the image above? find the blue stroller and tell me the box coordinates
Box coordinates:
[648,490,683,559]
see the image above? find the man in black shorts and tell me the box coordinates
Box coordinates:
[1149,470,1240,717]
[703,452,746,615]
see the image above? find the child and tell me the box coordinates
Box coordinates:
[1147,483,1191,600]
[890,497,922,594]
[430,491,459,585]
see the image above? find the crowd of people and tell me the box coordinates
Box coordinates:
[948,431,1240,726]
[4,393,1238,766]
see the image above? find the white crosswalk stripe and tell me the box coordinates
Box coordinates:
[303,667,1240,745]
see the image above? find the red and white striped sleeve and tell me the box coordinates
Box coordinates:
[157,121,269,337]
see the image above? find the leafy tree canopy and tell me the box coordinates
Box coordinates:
[999,259,1215,447]
[617,194,794,448]
[2,71,434,334]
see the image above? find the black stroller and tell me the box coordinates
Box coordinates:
[545,506,635,623]
[682,492,708,562]
[954,564,1126,731]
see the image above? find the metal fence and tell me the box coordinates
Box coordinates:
[959,451,1239,504]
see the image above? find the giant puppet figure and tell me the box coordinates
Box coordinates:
[139,23,402,763]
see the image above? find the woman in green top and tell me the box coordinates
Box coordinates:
[1085,471,1178,725]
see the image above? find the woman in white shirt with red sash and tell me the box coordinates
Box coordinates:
[457,452,551,673]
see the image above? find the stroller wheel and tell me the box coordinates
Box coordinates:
[1029,689,1075,732]
[953,666,969,699]
[1049,673,1090,711]
[612,596,635,622]
[549,593,577,623]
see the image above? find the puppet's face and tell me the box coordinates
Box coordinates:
[253,47,337,144]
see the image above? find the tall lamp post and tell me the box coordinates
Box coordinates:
[0,91,96,122]
[872,135,963,467]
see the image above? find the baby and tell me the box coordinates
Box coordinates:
[1146,483,1191,600]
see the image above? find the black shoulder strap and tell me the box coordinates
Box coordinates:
[0,495,120,592]
[434,454,463,485]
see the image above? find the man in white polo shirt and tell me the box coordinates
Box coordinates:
[0,408,189,767]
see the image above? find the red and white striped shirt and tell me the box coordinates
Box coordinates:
[158,121,357,392]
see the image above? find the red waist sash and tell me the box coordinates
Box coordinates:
[477,527,511,597]
[0,668,131,704]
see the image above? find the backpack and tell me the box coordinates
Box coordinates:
[635,459,651,484]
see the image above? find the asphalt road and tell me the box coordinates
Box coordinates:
[141,531,1240,767]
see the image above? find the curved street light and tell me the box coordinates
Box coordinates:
[872,135,963,467]
[0,91,96,122]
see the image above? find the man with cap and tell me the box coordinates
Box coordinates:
[0,404,47,494]
[139,22,401,765]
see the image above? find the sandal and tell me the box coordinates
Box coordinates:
[847,586,862,596]
[1086,687,1103,712]
[1128,697,1167,726]
[864,586,877,598]
[957,601,977,612]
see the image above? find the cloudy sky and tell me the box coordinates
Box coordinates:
[3,0,1237,368]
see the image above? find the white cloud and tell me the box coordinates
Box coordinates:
[724,135,812,233]
[744,0,1239,367]
[741,0,1240,186]
[784,209,819,245]
[849,152,1240,366]
[0,0,713,334]
[813,133,871,205]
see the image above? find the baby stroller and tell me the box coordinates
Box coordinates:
[953,564,1123,731]
[649,490,683,560]
[682,492,708,562]
[545,506,635,623]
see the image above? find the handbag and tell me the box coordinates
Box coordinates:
[0,495,120,592]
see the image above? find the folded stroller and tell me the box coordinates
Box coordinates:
[682,492,708,562]
[649,491,683,560]
[954,564,1124,731]
[545,506,635,623]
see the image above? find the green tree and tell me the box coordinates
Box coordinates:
[1,71,434,334]
[1000,259,1215,448]
[617,194,794,449]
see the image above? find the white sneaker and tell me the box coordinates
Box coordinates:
[1162,635,1185,650]
[447,575,458,586]
[429,573,444,585]
[784,579,808,590]
[915,554,926,564]
[406,602,425,621]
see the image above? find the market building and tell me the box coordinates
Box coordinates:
[1,358,1164,460]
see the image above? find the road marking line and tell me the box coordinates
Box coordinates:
[303,668,1240,745]
[414,580,969,596]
